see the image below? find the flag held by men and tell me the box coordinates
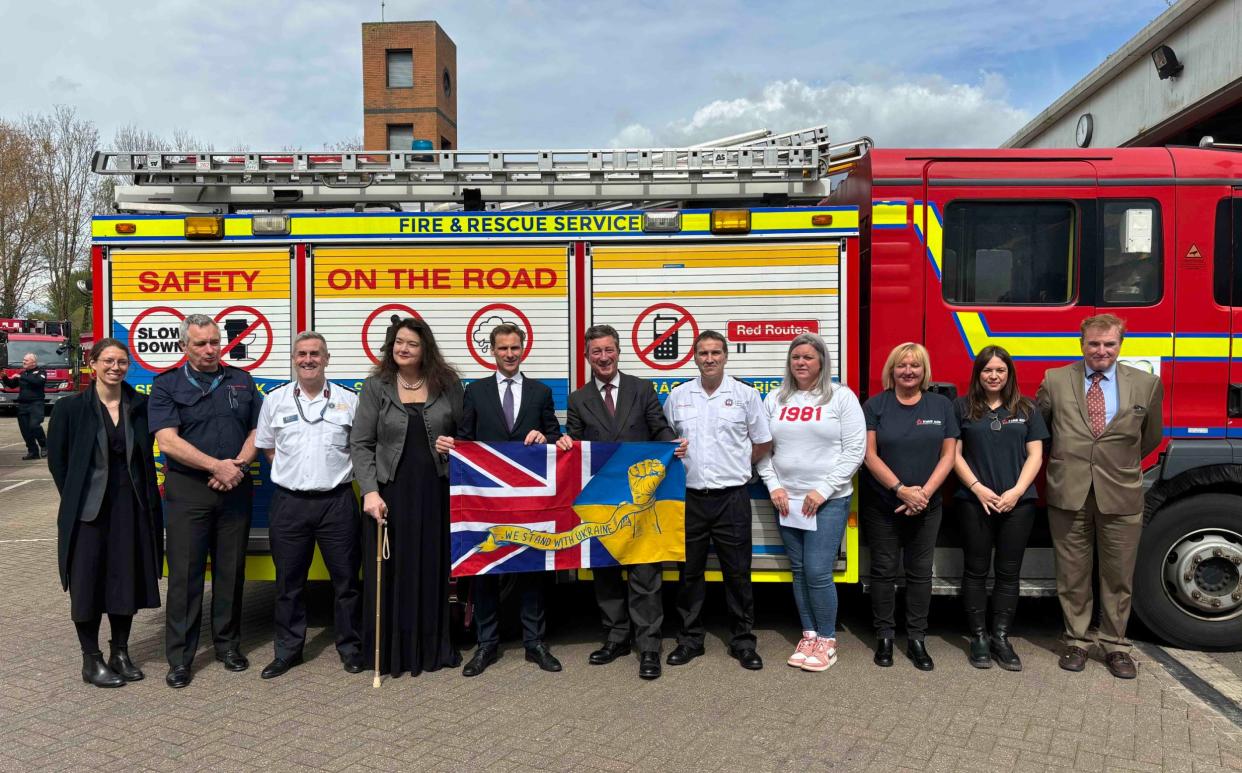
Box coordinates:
[449,441,685,576]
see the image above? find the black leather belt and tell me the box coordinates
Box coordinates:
[275,482,354,498]
[687,485,744,497]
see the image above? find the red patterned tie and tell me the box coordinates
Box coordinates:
[603,383,616,416]
[1087,371,1106,437]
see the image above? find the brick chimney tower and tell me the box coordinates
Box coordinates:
[361,21,457,150]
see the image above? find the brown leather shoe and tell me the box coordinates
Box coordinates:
[1058,645,1089,672]
[1105,651,1137,679]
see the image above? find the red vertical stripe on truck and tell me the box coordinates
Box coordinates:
[573,242,587,388]
[91,245,104,340]
[294,244,309,333]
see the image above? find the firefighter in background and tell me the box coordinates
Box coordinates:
[3,352,48,460]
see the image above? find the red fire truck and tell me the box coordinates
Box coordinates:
[0,318,81,407]
[89,129,1242,649]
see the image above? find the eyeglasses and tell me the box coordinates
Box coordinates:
[987,412,1002,432]
[97,359,129,368]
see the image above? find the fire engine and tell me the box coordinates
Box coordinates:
[0,318,81,407]
[89,128,1242,649]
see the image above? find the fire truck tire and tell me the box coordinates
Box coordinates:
[1133,494,1242,650]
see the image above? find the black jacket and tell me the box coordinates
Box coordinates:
[457,374,561,442]
[47,383,164,591]
[566,372,676,442]
[2,367,47,403]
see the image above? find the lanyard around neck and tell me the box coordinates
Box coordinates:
[293,383,331,424]
[183,363,225,396]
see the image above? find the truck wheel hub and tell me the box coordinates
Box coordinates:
[1163,530,1242,617]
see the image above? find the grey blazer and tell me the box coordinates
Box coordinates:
[349,374,464,495]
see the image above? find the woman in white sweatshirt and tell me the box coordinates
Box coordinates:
[757,333,866,672]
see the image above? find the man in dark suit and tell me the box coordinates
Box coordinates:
[564,325,686,680]
[1037,313,1163,680]
[454,323,565,677]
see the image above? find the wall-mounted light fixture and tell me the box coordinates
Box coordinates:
[1152,45,1183,80]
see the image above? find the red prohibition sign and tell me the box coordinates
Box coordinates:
[632,303,698,371]
[362,303,423,365]
[128,305,187,373]
[467,303,533,370]
[127,305,273,373]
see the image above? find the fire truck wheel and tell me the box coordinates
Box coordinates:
[1133,493,1242,650]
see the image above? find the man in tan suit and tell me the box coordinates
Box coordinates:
[1037,313,1163,679]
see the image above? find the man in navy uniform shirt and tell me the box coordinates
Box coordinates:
[148,314,262,688]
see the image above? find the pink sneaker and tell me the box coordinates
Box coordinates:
[801,637,838,672]
[787,635,816,667]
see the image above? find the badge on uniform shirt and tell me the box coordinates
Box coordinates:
[725,399,734,407]
[282,414,299,424]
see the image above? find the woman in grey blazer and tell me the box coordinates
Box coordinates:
[350,317,463,676]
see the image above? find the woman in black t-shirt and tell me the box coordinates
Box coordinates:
[952,345,1047,672]
[862,342,958,672]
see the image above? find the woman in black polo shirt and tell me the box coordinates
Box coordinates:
[953,345,1047,671]
[862,342,958,671]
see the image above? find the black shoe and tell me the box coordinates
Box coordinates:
[665,643,704,666]
[588,640,631,665]
[81,652,125,688]
[21,453,38,461]
[968,633,993,669]
[39,448,47,458]
[107,641,144,681]
[260,653,303,679]
[873,637,894,667]
[639,652,661,680]
[525,643,562,673]
[342,653,366,674]
[990,633,1022,672]
[215,649,249,672]
[462,646,498,677]
[730,647,764,670]
[906,639,934,671]
[165,665,192,689]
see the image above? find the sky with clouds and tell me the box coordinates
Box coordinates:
[0,0,1172,151]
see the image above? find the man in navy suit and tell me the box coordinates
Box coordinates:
[453,323,566,677]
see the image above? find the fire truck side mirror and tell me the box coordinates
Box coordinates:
[928,381,959,401]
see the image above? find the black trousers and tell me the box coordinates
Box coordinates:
[958,499,1036,630]
[473,573,545,650]
[677,486,755,650]
[594,562,663,653]
[269,485,362,661]
[862,495,942,641]
[16,402,46,455]
[163,470,251,667]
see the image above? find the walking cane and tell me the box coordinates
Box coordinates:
[373,516,387,688]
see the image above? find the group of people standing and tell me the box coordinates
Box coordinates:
[45,310,1160,689]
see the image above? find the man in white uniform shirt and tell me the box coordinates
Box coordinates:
[663,330,772,670]
[254,332,364,679]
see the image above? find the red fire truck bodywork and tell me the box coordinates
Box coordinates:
[831,146,1242,649]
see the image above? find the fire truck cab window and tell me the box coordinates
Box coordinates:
[942,202,1075,305]
[1099,200,1162,306]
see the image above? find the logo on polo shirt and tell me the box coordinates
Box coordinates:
[915,419,943,426]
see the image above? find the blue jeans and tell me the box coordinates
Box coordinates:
[779,496,850,637]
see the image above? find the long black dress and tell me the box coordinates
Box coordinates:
[362,402,460,676]
[67,404,161,621]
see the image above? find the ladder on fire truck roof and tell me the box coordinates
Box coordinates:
[92,126,871,214]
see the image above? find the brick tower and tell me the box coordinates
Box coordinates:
[361,21,457,151]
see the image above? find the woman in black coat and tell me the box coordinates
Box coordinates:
[48,338,163,688]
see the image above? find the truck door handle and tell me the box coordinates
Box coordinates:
[928,382,958,401]
[1229,384,1242,418]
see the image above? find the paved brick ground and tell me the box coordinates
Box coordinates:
[1,417,1239,772]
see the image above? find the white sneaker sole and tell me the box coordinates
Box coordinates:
[801,654,838,672]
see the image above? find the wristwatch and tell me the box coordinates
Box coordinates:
[890,482,903,494]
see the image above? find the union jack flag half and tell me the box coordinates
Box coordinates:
[449,441,686,576]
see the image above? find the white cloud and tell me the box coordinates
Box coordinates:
[610,76,1030,149]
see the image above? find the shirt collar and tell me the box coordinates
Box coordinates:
[594,372,621,392]
[495,371,523,386]
[1086,361,1118,381]
[691,374,732,395]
